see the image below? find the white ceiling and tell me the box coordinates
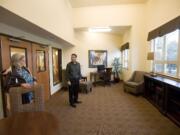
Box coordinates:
[69,0,148,8]
[74,26,131,36]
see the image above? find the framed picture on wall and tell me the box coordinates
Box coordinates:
[88,50,107,68]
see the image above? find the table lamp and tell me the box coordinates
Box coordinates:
[147,52,156,76]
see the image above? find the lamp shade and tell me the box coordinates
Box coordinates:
[147,52,154,60]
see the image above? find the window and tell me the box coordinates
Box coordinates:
[10,47,27,67]
[121,42,129,69]
[154,36,164,61]
[52,48,62,85]
[122,49,129,69]
[151,29,180,77]
[36,50,46,72]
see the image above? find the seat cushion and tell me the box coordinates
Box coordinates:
[124,81,139,88]
[80,81,93,89]
[80,81,93,93]
[80,81,92,86]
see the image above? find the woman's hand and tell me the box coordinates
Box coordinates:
[34,81,37,85]
[21,83,32,89]
[2,67,12,75]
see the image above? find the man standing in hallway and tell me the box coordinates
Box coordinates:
[66,54,82,108]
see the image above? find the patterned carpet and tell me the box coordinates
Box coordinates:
[45,83,180,135]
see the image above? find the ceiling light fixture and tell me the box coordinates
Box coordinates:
[88,27,112,33]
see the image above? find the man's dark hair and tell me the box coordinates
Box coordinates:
[71,53,77,57]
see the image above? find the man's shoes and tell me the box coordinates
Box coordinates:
[75,101,82,104]
[70,104,76,108]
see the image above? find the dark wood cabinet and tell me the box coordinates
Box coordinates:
[165,84,180,125]
[144,74,180,126]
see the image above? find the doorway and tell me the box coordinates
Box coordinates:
[32,43,50,100]
[0,35,50,116]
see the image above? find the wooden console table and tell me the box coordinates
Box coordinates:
[144,74,180,126]
[90,72,102,86]
[90,68,114,86]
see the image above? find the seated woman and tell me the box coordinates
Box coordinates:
[3,53,37,104]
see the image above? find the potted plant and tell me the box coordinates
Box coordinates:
[112,57,122,83]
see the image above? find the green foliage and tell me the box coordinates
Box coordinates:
[112,57,122,78]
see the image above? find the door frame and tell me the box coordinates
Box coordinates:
[0,36,6,117]
[0,34,51,117]
[52,47,62,86]
[32,43,51,101]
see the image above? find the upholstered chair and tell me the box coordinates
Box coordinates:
[124,71,146,95]
[79,76,93,93]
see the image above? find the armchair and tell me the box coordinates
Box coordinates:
[80,76,93,94]
[123,71,146,95]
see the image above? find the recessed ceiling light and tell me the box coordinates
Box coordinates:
[88,27,112,33]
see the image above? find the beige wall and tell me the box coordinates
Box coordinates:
[72,1,180,80]
[146,0,180,31]
[0,0,75,116]
[72,4,147,80]
[122,29,132,80]
[0,22,66,118]
[0,0,75,45]
[0,0,179,117]
[0,0,178,83]
[145,0,180,71]
[0,22,66,95]
[73,4,146,27]
[63,31,123,79]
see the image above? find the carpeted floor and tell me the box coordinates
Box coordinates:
[45,83,180,135]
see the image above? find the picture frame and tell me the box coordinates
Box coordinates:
[88,50,107,68]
